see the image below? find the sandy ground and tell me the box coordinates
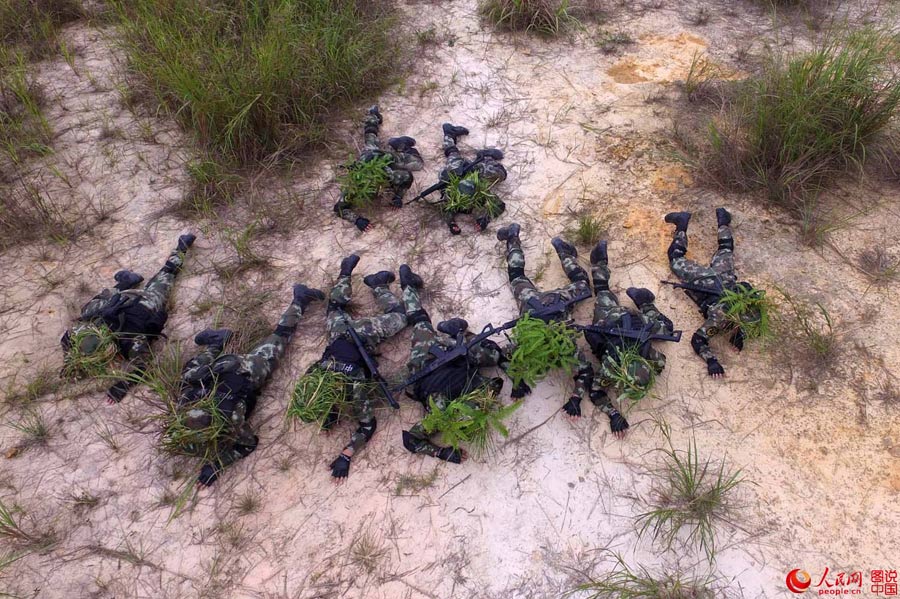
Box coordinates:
[2,1,900,597]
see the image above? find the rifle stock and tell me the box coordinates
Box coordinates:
[408,155,487,204]
[340,312,399,409]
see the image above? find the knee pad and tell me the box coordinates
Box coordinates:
[274,324,294,338]
[235,435,259,458]
[667,242,686,261]
[392,170,413,187]
[327,300,346,313]
[406,308,430,325]
[507,266,526,281]
[402,430,417,453]
[569,270,590,284]
[718,238,734,251]
[358,419,377,442]
[162,259,181,274]
[592,278,609,292]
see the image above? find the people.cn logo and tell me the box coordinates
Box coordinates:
[787,569,813,593]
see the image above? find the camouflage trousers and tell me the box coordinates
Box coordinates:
[442,134,508,184]
[590,263,667,389]
[180,298,305,470]
[503,239,594,398]
[668,224,736,289]
[323,275,414,451]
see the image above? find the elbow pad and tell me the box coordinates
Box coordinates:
[357,418,377,442]
[690,331,708,356]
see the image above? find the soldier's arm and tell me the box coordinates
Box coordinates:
[587,381,629,437]
[691,305,727,378]
[473,197,506,232]
[333,196,372,232]
[181,345,224,385]
[106,334,152,403]
[497,342,532,398]
[79,289,116,321]
[199,401,258,487]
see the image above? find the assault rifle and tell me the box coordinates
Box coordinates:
[339,311,399,409]
[392,288,592,393]
[408,155,485,203]
[660,280,723,297]
[574,322,683,344]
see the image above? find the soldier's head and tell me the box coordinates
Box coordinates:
[625,358,653,390]
[457,178,476,198]
[184,408,213,430]
[77,332,103,356]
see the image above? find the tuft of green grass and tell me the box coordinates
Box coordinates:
[777,289,837,363]
[338,153,393,210]
[287,368,350,428]
[719,285,774,340]
[4,367,65,404]
[62,324,119,380]
[235,491,260,516]
[113,0,399,164]
[349,529,388,574]
[574,553,716,599]
[700,29,900,213]
[507,314,579,387]
[600,345,657,405]
[7,410,50,449]
[636,424,743,562]
[566,212,607,246]
[479,0,576,36]
[0,0,83,60]
[421,389,521,457]
[442,171,504,217]
[0,498,55,550]
[394,467,439,495]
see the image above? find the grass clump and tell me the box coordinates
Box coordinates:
[287,369,350,427]
[567,212,607,246]
[600,346,656,405]
[7,411,50,449]
[699,29,900,212]
[637,424,743,561]
[574,553,715,599]
[507,314,579,387]
[479,0,576,36]
[421,389,521,457]
[442,171,504,217]
[113,0,398,163]
[0,0,83,59]
[778,290,837,364]
[160,391,231,459]
[718,285,774,340]
[338,153,393,210]
[62,324,119,380]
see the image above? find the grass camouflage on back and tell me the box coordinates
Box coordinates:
[506,314,578,387]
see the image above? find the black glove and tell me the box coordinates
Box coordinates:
[475,216,489,231]
[562,396,582,417]
[390,195,403,208]
[729,328,745,352]
[437,446,462,463]
[330,454,351,478]
[198,463,219,486]
[106,380,130,403]
[510,380,532,399]
[608,408,629,434]
[177,233,196,252]
[707,358,725,377]
[354,217,371,232]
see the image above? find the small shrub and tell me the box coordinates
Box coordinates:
[113,0,399,163]
[637,424,743,561]
[718,285,774,340]
[62,324,119,380]
[394,467,439,495]
[566,212,607,246]
[337,153,393,210]
[287,369,350,427]
[507,314,579,387]
[479,0,575,36]
[349,529,388,574]
[574,553,716,599]
[421,389,521,457]
[7,411,50,448]
[778,290,837,363]
[442,171,504,217]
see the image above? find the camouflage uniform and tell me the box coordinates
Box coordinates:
[313,274,414,455]
[401,304,504,459]
[333,109,425,231]
[667,217,736,366]
[501,234,594,398]
[582,260,673,412]
[61,242,190,401]
[178,298,308,482]
[438,129,508,233]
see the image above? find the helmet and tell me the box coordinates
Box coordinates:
[457,178,476,197]
[625,358,653,389]
[184,408,213,430]
[77,332,103,356]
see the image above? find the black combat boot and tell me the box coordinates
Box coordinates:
[716,207,732,227]
[339,254,360,277]
[388,136,417,152]
[551,237,577,258]
[293,284,325,309]
[399,264,423,289]
[626,287,655,308]
[590,240,608,266]
[177,233,196,252]
[363,270,395,288]
[496,223,521,242]
[194,328,233,348]
[476,148,504,161]
[664,211,692,232]
[442,123,469,140]
[367,104,382,124]
[437,318,468,337]
[114,270,144,290]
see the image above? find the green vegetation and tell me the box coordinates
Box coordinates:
[479,0,575,36]
[778,290,837,363]
[699,29,900,215]
[442,171,504,217]
[113,0,398,163]
[7,410,50,448]
[574,553,715,599]
[601,346,656,405]
[507,314,579,387]
[338,153,393,210]
[62,324,119,380]
[0,0,82,59]
[421,389,521,457]
[637,424,743,561]
[160,390,230,459]
[719,285,774,340]
[287,368,350,427]
[568,213,607,246]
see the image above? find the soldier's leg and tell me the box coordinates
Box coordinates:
[388,168,414,207]
[442,123,469,175]
[326,256,359,341]
[140,235,195,313]
[498,223,542,311]
[710,208,737,286]
[363,106,382,151]
[346,272,406,348]
[476,155,508,185]
[402,395,460,461]
[552,237,590,285]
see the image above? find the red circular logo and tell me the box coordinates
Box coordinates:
[786,569,812,593]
